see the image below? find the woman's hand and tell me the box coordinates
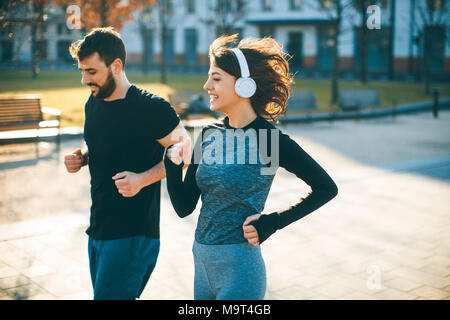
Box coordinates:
[243,214,261,246]
[166,137,191,165]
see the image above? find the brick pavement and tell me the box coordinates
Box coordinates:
[0,111,449,300]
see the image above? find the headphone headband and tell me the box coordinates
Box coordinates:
[231,48,250,78]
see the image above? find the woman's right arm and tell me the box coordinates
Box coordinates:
[164,145,201,218]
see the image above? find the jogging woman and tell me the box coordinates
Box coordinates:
[164,34,338,300]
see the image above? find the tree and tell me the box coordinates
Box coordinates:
[0,0,155,78]
[201,0,247,36]
[330,0,343,105]
[352,0,372,83]
[302,0,354,103]
[136,4,155,75]
[156,0,173,84]
[414,0,449,94]
[64,0,155,31]
[1,0,51,78]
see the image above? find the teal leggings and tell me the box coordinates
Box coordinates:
[192,241,266,300]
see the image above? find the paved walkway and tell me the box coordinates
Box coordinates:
[1,111,449,300]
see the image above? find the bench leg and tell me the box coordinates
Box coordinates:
[328,111,334,126]
[35,130,39,159]
[57,127,61,149]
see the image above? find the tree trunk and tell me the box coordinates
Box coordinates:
[388,0,396,80]
[31,24,39,79]
[330,0,342,105]
[140,27,149,74]
[160,10,168,84]
[424,29,431,95]
[156,0,170,84]
[31,2,45,79]
[359,3,368,83]
[161,31,167,83]
[101,0,108,27]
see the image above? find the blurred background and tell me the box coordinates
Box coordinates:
[0,0,449,125]
[0,0,449,300]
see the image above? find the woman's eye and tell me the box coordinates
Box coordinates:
[213,78,220,81]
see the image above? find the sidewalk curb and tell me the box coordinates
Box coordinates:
[278,98,450,123]
[1,99,449,139]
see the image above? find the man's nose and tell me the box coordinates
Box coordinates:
[81,74,89,85]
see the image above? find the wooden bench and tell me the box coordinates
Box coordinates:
[0,95,61,147]
[337,88,399,121]
[281,90,318,122]
[338,89,381,119]
[168,92,219,120]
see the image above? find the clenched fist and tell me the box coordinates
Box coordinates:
[166,137,191,165]
[112,171,144,198]
[64,148,84,173]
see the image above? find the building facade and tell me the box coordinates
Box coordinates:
[1,0,449,80]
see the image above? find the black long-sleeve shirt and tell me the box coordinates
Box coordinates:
[164,116,338,244]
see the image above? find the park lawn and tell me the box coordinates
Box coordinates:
[0,70,449,127]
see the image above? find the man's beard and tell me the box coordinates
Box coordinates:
[91,69,116,100]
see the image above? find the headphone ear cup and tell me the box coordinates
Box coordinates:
[235,77,257,98]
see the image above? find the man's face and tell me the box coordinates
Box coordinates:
[78,52,116,100]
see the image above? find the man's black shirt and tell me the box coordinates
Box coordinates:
[84,85,180,240]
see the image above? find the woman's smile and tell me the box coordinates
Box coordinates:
[209,93,219,104]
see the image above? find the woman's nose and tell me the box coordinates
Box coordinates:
[203,78,212,91]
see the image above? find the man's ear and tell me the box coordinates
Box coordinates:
[111,58,123,75]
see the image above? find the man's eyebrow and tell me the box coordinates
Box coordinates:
[78,67,96,71]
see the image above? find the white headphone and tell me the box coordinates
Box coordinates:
[231,48,257,98]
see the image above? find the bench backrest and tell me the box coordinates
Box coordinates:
[286,90,317,111]
[169,92,210,107]
[0,96,43,129]
[339,89,380,110]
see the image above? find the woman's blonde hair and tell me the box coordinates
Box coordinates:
[209,34,294,121]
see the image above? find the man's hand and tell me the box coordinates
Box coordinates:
[64,148,83,173]
[112,171,144,197]
[243,214,261,247]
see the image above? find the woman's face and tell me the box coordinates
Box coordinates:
[203,59,240,113]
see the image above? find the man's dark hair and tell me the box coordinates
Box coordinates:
[70,27,126,67]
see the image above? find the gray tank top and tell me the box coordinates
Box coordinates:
[195,123,277,244]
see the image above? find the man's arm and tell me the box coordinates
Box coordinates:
[113,121,190,197]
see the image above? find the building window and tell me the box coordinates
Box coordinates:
[424,25,445,71]
[186,0,195,13]
[32,40,47,60]
[290,0,302,10]
[262,0,272,11]
[184,28,197,65]
[57,40,73,61]
[162,0,174,15]
[379,0,388,9]
[259,25,274,37]
[320,0,332,9]
[317,27,334,69]
[1,40,13,62]
[428,0,446,10]
[354,27,390,72]
[57,23,71,35]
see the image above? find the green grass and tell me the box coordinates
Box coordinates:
[1,70,449,127]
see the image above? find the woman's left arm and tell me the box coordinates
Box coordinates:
[249,130,338,244]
